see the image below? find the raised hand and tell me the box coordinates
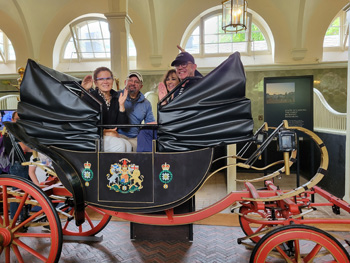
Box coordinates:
[158,82,168,101]
[81,75,93,91]
[119,88,128,112]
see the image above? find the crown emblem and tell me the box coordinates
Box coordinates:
[84,162,91,169]
[162,163,170,170]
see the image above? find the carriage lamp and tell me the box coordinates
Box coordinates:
[222,0,248,33]
[255,131,267,160]
[277,130,297,176]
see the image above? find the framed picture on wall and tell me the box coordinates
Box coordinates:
[264,75,313,131]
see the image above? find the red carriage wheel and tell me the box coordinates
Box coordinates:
[239,205,270,243]
[249,224,350,262]
[0,175,62,263]
[54,199,111,236]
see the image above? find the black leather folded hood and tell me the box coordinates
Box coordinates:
[17,59,100,151]
[157,52,254,152]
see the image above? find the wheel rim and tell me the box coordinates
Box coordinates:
[0,176,62,263]
[250,225,350,263]
[239,205,270,243]
[55,199,111,236]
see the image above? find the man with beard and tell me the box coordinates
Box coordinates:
[118,72,155,152]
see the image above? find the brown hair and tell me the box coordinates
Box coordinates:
[162,69,179,92]
[93,67,113,81]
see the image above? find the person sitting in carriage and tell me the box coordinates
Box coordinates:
[81,67,131,152]
[137,51,201,152]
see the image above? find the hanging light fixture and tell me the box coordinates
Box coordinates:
[222,0,248,33]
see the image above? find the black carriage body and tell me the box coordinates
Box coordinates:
[52,147,213,212]
[6,52,253,214]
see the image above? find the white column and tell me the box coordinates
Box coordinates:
[105,12,133,86]
[344,5,350,202]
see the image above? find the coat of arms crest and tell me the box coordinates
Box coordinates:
[107,158,144,194]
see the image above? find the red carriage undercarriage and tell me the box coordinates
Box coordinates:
[1,54,349,262]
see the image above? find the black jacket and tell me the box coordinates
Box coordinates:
[82,89,128,128]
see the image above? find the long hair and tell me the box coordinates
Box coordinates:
[162,69,179,92]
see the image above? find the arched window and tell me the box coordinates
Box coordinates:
[183,10,270,57]
[62,18,136,61]
[323,11,348,49]
[0,30,15,63]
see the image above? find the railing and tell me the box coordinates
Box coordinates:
[0,94,20,110]
[313,88,346,134]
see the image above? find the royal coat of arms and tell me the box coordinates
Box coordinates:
[107,158,144,194]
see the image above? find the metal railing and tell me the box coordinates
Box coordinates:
[313,88,346,134]
[0,94,20,110]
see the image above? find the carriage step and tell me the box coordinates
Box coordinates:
[63,235,103,242]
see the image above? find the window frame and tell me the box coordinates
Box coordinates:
[60,17,136,63]
[0,30,16,63]
[323,11,349,51]
[182,9,271,58]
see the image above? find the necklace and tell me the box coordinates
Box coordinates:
[97,89,111,110]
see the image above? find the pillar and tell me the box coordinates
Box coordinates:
[344,4,350,202]
[105,12,133,86]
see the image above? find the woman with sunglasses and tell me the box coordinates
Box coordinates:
[81,67,131,152]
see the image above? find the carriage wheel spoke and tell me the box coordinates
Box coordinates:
[275,245,294,263]
[294,239,302,262]
[10,193,29,228]
[84,210,95,229]
[14,239,48,262]
[12,244,25,263]
[5,246,10,263]
[3,186,10,227]
[304,243,323,262]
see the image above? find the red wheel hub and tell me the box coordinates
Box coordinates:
[0,227,13,247]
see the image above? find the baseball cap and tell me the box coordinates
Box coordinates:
[171,52,195,66]
[127,71,143,83]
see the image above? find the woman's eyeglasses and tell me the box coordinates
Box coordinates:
[96,77,113,81]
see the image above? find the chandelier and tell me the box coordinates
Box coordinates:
[222,0,248,33]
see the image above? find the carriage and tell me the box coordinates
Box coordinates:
[1,52,349,262]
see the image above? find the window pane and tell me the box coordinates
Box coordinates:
[91,40,105,53]
[8,41,15,60]
[77,23,90,39]
[324,17,340,47]
[94,52,107,58]
[219,34,233,43]
[252,41,267,51]
[104,39,111,53]
[64,39,77,59]
[204,43,218,53]
[192,26,200,35]
[233,32,246,42]
[185,35,199,54]
[82,52,94,59]
[101,22,110,38]
[79,40,93,52]
[219,43,232,53]
[232,42,247,52]
[87,21,102,39]
[205,34,218,44]
[204,16,218,34]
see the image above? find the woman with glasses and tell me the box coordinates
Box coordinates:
[81,67,132,152]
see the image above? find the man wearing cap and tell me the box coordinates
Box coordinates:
[171,52,201,99]
[118,72,155,151]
